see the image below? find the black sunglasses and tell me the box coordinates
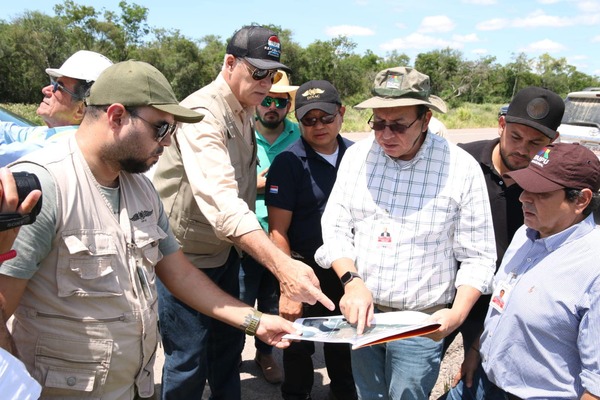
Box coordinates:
[129,110,177,143]
[261,96,289,109]
[50,78,82,100]
[241,59,278,81]
[300,113,338,127]
[368,114,422,134]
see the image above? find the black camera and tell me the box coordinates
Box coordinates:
[0,171,43,232]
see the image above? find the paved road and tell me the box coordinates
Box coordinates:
[153,127,498,399]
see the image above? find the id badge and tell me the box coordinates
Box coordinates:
[489,281,512,313]
[376,221,394,249]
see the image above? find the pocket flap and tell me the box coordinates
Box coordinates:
[45,368,96,392]
[63,232,117,256]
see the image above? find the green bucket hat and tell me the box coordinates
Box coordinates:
[355,66,447,113]
[87,60,204,123]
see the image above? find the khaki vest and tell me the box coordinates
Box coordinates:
[12,137,165,399]
[153,80,257,267]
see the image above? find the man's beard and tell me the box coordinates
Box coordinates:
[257,112,284,129]
[119,157,153,174]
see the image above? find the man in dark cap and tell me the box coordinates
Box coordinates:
[152,25,334,399]
[314,66,496,399]
[0,60,296,399]
[266,80,357,400]
[441,87,564,360]
[445,143,600,399]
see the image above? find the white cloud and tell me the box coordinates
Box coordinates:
[325,25,375,37]
[592,35,600,42]
[519,39,567,53]
[472,48,489,55]
[462,0,496,4]
[476,18,507,31]
[379,33,462,51]
[578,0,600,12]
[477,10,600,30]
[418,15,455,33]
[538,0,561,4]
[453,33,479,43]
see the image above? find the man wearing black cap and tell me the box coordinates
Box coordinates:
[266,80,357,400]
[445,143,600,400]
[0,60,296,399]
[152,25,334,399]
[441,87,564,362]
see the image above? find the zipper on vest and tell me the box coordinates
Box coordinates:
[34,311,126,323]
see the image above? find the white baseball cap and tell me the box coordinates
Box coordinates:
[46,50,113,82]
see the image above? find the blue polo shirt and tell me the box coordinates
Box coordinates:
[255,118,300,231]
[265,135,352,258]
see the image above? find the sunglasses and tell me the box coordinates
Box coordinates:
[241,59,278,81]
[367,114,421,134]
[300,113,338,127]
[50,78,82,100]
[261,96,289,109]
[129,110,178,143]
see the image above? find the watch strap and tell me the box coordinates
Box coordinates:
[243,309,262,336]
[340,271,362,287]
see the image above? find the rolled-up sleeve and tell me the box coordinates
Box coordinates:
[453,155,496,295]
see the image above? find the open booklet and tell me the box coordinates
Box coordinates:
[283,310,441,350]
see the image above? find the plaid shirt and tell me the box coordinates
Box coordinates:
[315,132,496,310]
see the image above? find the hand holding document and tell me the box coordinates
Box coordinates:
[283,310,441,350]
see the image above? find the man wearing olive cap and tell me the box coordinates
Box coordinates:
[0,60,296,399]
[314,66,496,399]
[446,143,600,399]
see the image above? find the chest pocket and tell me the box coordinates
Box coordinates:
[58,232,121,298]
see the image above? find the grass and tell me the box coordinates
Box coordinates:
[2,102,504,131]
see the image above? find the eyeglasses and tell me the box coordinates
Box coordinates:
[50,78,82,100]
[300,113,338,127]
[261,96,289,109]
[367,114,422,134]
[241,59,278,82]
[129,110,177,143]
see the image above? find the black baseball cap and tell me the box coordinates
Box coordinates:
[295,80,341,120]
[505,86,565,139]
[226,25,290,72]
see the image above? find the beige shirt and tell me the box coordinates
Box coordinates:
[154,74,260,268]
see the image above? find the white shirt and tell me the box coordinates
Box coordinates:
[315,132,496,310]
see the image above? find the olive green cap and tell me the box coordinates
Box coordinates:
[355,66,447,113]
[87,60,203,123]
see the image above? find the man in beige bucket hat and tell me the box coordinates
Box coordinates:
[314,66,496,399]
[239,70,300,384]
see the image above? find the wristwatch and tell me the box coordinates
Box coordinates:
[242,309,263,336]
[340,271,362,287]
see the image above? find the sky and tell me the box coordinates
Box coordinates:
[4,0,600,77]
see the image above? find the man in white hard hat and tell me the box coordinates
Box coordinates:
[0,50,113,166]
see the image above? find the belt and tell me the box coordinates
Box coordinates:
[374,303,448,314]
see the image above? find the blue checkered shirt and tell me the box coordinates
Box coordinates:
[315,132,496,310]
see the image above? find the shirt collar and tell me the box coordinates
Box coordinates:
[215,74,253,118]
[525,213,596,252]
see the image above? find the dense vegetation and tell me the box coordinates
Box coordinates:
[2,0,598,130]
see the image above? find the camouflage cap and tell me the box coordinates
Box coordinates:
[355,66,447,113]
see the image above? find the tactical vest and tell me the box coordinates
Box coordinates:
[12,137,165,399]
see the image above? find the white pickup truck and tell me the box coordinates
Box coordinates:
[557,88,600,159]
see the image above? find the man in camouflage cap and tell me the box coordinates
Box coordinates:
[314,66,496,398]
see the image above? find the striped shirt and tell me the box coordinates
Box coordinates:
[315,132,496,310]
[481,214,600,398]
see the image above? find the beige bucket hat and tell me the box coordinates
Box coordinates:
[270,70,299,109]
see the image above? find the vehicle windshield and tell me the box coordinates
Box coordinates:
[561,96,600,128]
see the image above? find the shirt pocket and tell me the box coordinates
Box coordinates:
[34,335,112,397]
[58,232,122,298]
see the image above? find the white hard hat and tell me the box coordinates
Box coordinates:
[45,50,113,82]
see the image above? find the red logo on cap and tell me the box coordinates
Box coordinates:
[266,36,281,58]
